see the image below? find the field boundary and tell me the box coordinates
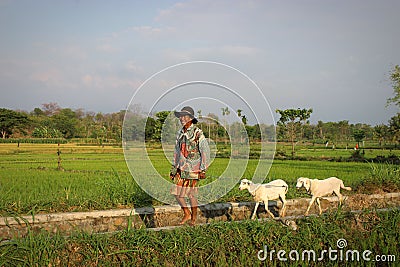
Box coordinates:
[1,192,400,240]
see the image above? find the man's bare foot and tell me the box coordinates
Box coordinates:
[178,215,191,225]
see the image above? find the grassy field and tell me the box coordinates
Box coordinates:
[0,143,399,216]
[1,209,398,266]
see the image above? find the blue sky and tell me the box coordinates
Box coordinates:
[0,0,399,125]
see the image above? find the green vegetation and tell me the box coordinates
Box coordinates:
[1,209,399,266]
[387,64,400,108]
[0,101,399,152]
[0,143,399,216]
[276,108,313,156]
[0,108,29,139]
[355,162,400,193]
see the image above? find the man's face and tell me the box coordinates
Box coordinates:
[179,115,192,126]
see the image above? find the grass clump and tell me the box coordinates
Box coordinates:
[355,163,400,194]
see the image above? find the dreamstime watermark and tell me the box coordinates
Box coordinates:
[257,238,396,263]
[122,61,276,206]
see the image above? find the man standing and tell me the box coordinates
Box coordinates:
[170,106,210,226]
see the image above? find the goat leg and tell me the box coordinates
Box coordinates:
[305,196,316,216]
[251,202,259,220]
[266,205,275,218]
[334,190,343,206]
[279,196,287,217]
[316,197,322,215]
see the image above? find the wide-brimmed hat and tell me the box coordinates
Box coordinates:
[174,106,198,124]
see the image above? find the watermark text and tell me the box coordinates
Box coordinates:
[257,239,396,263]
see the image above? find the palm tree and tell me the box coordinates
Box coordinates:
[241,115,247,125]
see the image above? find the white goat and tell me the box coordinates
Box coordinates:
[239,179,288,219]
[296,177,352,215]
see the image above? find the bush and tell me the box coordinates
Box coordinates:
[371,154,400,164]
[347,150,366,162]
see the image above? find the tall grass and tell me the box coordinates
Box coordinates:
[1,209,398,266]
[354,163,400,193]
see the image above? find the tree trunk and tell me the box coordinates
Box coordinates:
[291,139,295,157]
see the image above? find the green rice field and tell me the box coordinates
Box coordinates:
[0,143,399,216]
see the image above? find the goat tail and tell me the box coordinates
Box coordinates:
[340,181,352,191]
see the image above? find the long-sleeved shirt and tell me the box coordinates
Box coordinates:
[172,124,210,179]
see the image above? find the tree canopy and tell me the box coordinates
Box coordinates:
[0,108,30,138]
[387,65,400,108]
[276,108,313,155]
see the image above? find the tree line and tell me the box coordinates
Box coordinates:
[0,103,398,147]
[0,103,124,143]
[1,66,399,146]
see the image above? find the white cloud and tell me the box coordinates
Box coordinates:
[29,68,78,90]
[80,73,140,91]
[162,45,261,62]
[131,25,176,39]
[125,61,143,73]
[30,69,60,83]
[153,0,258,43]
[220,45,260,56]
[1,0,399,124]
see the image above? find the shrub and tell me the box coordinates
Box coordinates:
[347,150,366,162]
